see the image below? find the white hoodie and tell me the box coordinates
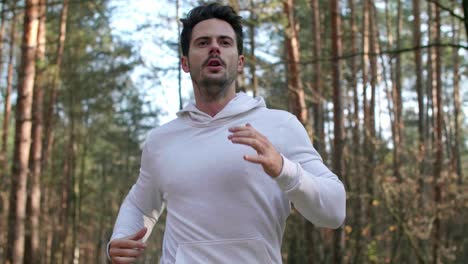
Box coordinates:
[109,93,346,263]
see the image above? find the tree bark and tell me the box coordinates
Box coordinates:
[60,100,76,264]
[432,4,442,264]
[451,12,462,185]
[348,0,363,263]
[426,2,436,162]
[1,0,17,185]
[283,0,307,125]
[0,0,6,81]
[25,0,47,262]
[305,0,323,262]
[361,0,372,247]
[412,1,427,221]
[228,0,245,94]
[248,0,258,97]
[6,0,39,263]
[42,0,68,172]
[330,0,345,263]
[464,0,468,38]
[393,0,403,181]
[0,0,7,165]
[310,0,324,153]
[1,1,17,257]
[176,0,182,110]
[366,0,377,240]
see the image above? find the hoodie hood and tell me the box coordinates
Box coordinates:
[176,93,266,127]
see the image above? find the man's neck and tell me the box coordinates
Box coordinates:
[194,86,236,117]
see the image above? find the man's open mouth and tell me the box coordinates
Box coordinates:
[205,58,224,68]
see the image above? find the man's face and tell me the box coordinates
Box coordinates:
[181,18,244,98]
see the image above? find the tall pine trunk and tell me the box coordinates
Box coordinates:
[348,0,363,263]
[305,0,323,262]
[330,0,345,263]
[432,4,442,263]
[366,1,377,238]
[0,0,6,165]
[412,0,426,199]
[393,0,403,181]
[176,0,182,110]
[25,0,47,262]
[361,0,372,247]
[1,1,18,258]
[60,107,75,264]
[1,0,18,184]
[248,0,258,97]
[283,0,307,125]
[451,13,462,185]
[310,0,324,154]
[42,0,68,172]
[6,1,39,263]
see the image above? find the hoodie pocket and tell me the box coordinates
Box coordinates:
[174,237,272,264]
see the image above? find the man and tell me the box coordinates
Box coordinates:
[108,3,345,264]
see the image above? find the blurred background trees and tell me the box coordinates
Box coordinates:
[0,0,466,263]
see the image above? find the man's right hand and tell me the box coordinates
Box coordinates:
[109,227,148,264]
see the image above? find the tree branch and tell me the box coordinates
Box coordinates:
[425,0,465,22]
[269,42,468,67]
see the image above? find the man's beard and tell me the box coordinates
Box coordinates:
[192,58,238,101]
[199,72,235,99]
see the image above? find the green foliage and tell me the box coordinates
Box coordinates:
[2,0,467,262]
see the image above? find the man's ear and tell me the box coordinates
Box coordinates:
[237,55,245,73]
[181,56,190,73]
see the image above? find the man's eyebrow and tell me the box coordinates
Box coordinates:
[193,35,234,42]
[194,36,210,41]
[219,35,234,40]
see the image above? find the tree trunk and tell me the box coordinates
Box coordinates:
[393,0,403,182]
[463,0,468,38]
[176,0,182,110]
[366,0,377,240]
[412,0,426,191]
[348,0,363,263]
[72,124,88,264]
[1,0,18,184]
[0,0,6,82]
[361,0,371,248]
[305,0,323,262]
[60,101,76,264]
[228,0,245,94]
[310,0,324,154]
[432,4,442,264]
[24,0,46,262]
[330,0,344,263]
[0,0,7,165]
[451,13,462,185]
[1,1,17,258]
[42,0,68,172]
[283,0,307,125]
[6,1,39,263]
[426,2,436,167]
[248,0,258,97]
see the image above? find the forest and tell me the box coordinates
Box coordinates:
[0,0,466,263]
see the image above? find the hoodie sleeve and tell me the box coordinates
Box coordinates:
[274,116,346,229]
[107,142,165,259]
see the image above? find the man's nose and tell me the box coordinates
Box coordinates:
[209,41,220,55]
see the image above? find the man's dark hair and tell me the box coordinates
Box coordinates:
[180,3,243,56]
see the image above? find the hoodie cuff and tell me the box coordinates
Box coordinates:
[274,155,301,192]
[106,240,112,262]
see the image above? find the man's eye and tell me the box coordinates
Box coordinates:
[198,41,208,46]
[221,40,232,46]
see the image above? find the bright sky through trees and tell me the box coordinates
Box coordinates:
[110,0,192,125]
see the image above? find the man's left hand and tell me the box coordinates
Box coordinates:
[228,123,283,178]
